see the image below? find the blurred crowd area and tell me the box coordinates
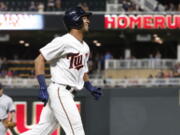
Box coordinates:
[1,51,180,79]
[118,0,180,12]
[0,0,104,12]
[0,0,180,12]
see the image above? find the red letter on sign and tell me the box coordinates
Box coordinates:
[117,15,129,29]
[7,102,59,135]
[104,15,116,29]
[154,15,165,29]
[129,15,141,29]
[166,15,177,29]
[143,15,153,29]
[6,101,81,135]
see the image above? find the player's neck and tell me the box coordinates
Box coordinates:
[69,30,84,43]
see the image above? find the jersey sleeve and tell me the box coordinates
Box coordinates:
[40,37,65,61]
[8,98,15,112]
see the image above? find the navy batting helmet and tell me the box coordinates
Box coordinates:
[63,7,92,30]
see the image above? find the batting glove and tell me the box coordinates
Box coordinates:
[37,75,49,106]
[84,81,102,100]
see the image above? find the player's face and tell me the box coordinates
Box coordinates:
[81,16,90,32]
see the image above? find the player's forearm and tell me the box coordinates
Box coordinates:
[34,54,45,76]
[8,112,15,122]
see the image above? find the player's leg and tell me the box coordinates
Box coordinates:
[50,84,85,135]
[20,100,59,135]
[0,122,7,135]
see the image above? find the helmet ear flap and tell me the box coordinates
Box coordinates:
[75,16,84,29]
[64,17,83,31]
[72,15,83,29]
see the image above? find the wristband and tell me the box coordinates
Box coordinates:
[37,74,47,87]
[84,81,93,91]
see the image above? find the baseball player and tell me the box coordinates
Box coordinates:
[0,83,16,135]
[20,7,102,135]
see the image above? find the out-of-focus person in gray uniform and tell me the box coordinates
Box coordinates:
[0,83,16,135]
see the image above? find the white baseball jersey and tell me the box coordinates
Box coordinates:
[40,33,90,90]
[0,94,15,120]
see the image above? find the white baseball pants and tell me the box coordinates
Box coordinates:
[20,83,85,135]
[0,122,7,135]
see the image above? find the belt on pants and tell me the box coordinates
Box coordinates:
[0,119,5,122]
[52,82,77,95]
[0,119,4,122]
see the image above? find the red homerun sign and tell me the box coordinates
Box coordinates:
[104,15,180,29]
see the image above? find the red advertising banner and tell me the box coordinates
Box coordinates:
[104,15,180,29]
[6,101,80,135]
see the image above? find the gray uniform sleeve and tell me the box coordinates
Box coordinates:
[8,98,15,112]
[40,37,65,61]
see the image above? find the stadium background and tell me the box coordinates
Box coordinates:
[0,0,180,135]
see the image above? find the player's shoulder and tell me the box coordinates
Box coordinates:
[2,94,13,101]
[51,34,69,44]
[61,33,74,43]
[51,36,63,43]
[83,41,89,46]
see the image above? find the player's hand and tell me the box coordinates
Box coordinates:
[90,87,102,100]
[84,81,102,100]
[38,86,49,106]
[3,119,16,129]
[37,75,49,106]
